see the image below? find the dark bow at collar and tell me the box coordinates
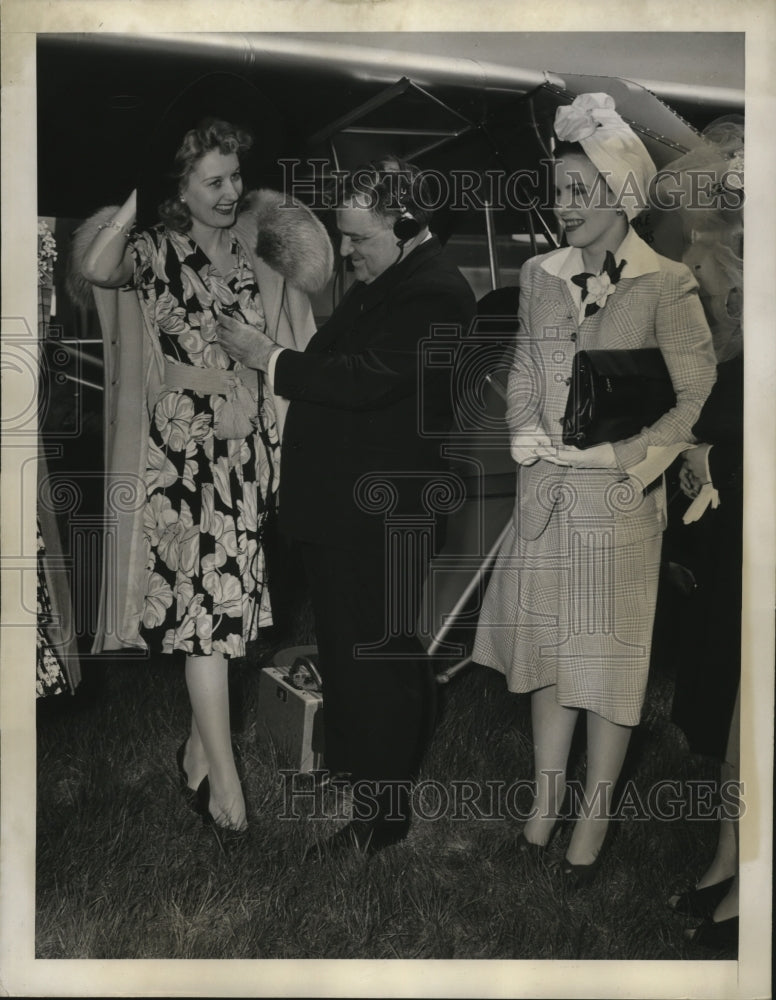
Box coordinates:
[571,250,627,318]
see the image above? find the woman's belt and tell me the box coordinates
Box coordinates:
[162,359,260,440]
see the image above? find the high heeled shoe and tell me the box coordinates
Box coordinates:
[502,787,573,861]
[685,915,738,951]
[176,740,199,805]
[513,815,569,861]
[193,775,212,821]
[512,831,550,862]
[193,776,248,849]
[668,876,735,919]
[555,824,613,891]
[302,816,409,863]
[557,850,605,890]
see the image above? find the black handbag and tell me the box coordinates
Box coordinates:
[562,348,676,449]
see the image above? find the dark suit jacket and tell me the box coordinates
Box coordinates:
[669,351,743,758]
[274,236,476,548]
[693,352,743,493]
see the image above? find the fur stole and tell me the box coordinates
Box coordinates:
[66,205,123,309]
[67,189,333,308]
[235,189,333,295]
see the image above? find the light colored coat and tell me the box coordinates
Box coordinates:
[69,191,332,652]
[473,228,717,724]
[509,227,718,544]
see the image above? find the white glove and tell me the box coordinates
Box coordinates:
[510,431,555,466]
[548,442,618,469]
[683,483,720,524]
[678,445,721,522]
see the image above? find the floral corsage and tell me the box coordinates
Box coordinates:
[571,250,627,320]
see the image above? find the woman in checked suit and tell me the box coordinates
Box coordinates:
[473,94,717,885]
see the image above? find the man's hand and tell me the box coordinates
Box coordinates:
[217,312,279,372]
[679,443,712,498]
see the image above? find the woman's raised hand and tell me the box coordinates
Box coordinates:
[81,189,137,287]
[124,188,137,217]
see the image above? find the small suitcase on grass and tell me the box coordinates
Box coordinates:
[257,645,325,772]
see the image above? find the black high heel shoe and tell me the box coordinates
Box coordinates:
[685,915,738,951]
[193,777,248,849]
[504,787,573,861]
[514,831,548,860]
[668,876,735,919]
[555,824,613,891]
[514,813,570,861]
[176,740,199,805]
[193,775,211,821]
[557,849,605,890]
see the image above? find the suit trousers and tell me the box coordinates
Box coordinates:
[299,538,436,794]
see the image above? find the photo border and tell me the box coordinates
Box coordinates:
[2,3,773,997]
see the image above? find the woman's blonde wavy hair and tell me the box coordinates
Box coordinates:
[159,117,253,233]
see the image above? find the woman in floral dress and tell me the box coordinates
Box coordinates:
[80,114,329,833]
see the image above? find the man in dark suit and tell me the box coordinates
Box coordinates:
[218,157,476,855]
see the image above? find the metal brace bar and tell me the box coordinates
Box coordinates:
[62,373,103,392]
[308,77,415,146]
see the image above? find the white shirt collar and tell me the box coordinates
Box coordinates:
[538,227,660,280]
[536,227,660,324]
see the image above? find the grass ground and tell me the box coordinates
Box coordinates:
[36,609,734,962]
[33,283,740,967]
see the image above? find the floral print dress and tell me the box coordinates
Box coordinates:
[131,227,278,659]
[37,524,70,697]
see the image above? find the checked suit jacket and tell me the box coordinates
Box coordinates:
[508,227,718,543]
